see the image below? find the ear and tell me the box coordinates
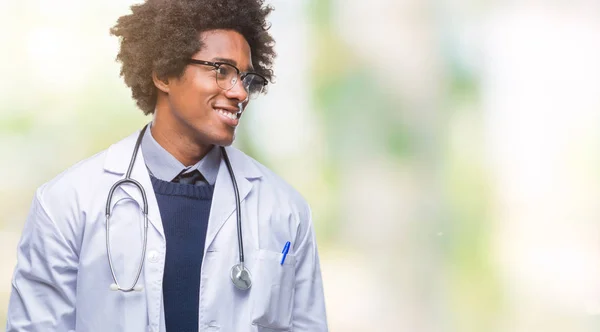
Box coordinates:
[152,71,170,94]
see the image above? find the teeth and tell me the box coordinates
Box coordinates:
[216,109,237,120]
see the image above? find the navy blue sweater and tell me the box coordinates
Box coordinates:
[151,176,214,332]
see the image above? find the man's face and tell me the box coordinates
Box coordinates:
[159,29,252,147]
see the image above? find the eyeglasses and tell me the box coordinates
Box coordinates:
[187,59,268,99]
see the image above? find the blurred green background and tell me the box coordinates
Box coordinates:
[2,0,600,331]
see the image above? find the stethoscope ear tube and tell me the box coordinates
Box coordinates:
[105,178,149,292]
[220,146,244,265]
[105,125,150,292]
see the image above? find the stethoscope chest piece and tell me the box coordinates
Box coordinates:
[230,263,252,290]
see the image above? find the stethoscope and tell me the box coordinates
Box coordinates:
[105,103,252,292]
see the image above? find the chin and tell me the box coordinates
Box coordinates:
[208,132,236,147]
[191,123,236,147]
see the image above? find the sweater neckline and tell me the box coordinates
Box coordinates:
[150,175,214,199]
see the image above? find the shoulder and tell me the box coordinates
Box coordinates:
[228,146,311,217]
[31,153,107,229]
[36,131,137,208]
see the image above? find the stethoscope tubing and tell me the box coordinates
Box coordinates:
[220,145,245,265]
[105,124,150,292]
[105,124,246,292]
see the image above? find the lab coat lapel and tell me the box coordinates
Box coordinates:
[104,129,166,330]
[205,146,258,251]
[103,129,165,239]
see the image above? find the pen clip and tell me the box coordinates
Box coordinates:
[280,241,291,265]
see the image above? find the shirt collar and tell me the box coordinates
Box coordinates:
[141,122,221,185]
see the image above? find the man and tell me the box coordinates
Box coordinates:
[6,0,328,331]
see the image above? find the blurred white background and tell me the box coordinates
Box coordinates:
[1,0,600,331]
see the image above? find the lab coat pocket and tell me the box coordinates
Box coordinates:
[251,249,296,331]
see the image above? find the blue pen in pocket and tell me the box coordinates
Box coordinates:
[280,241,291,265]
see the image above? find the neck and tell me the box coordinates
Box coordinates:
[151,111,213,167]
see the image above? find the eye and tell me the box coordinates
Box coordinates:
[216,65,233,77]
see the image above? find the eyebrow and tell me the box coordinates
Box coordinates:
[212,57,254,72]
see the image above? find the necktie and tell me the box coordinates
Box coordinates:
[172,169,207,186]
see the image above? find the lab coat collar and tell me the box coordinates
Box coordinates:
[205,143,262,252]
[103,129,165,239]
[103,128,263,246]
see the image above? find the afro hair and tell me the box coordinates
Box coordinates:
[110,0,276,114]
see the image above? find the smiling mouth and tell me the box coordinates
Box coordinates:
[214,108,237,120]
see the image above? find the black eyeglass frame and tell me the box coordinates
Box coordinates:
[187,59,268,94]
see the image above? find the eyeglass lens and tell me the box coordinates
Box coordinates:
[215,64,265,99]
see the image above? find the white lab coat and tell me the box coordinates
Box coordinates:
[6,131,328,332]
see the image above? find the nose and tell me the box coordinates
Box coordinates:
[225,76,249,102]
